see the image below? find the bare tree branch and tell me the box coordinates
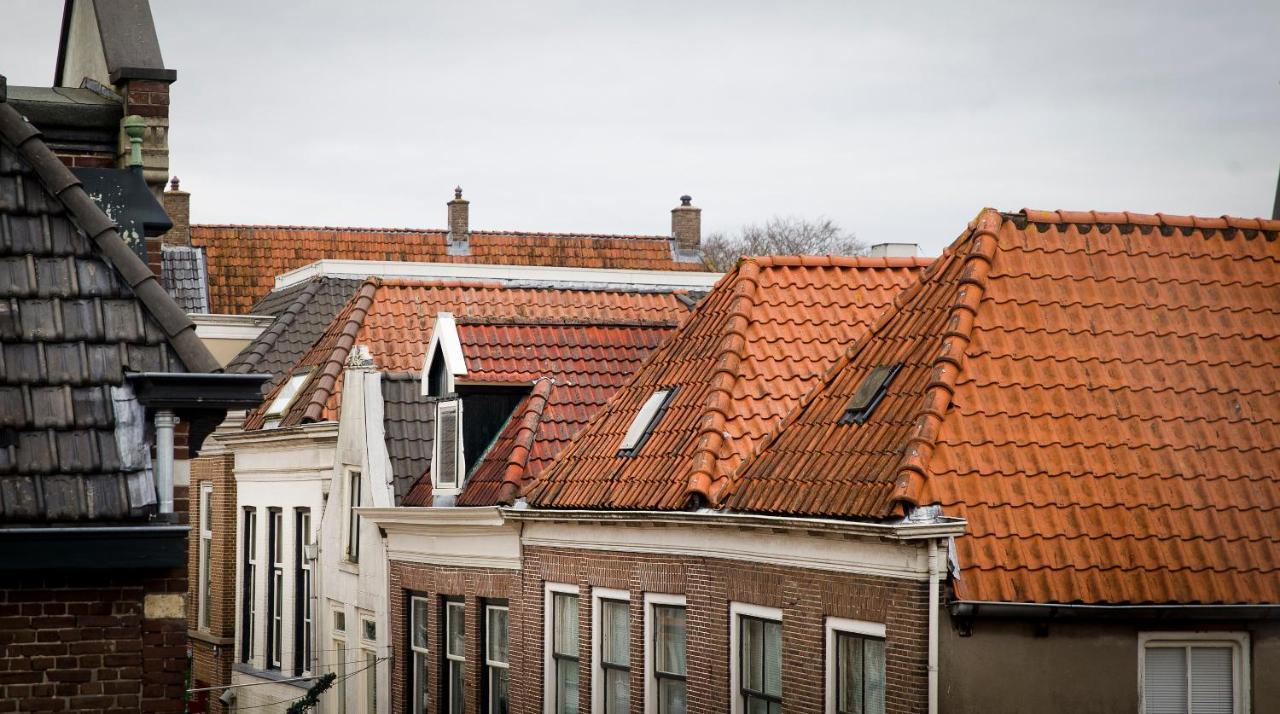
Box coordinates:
[700,216,866,271]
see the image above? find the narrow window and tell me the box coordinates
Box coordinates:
[653,604,687,714]
[840,364,901,425]
[618,389,674,454]
[294,508,313,675]
[434,399,463,490]
[345,471,362,563]
[444,599,466,714]
[732,605,782,714]
[266,508,284,670]
[333,636,347,714]
[410,596,429,714]
[1141,634,1245,714]
[240,507,256,663]
[485,603,510,714]
[833,631,885,714]
[197,483,213,631]
[363,648,378,713]
[550,590,580,714]
[599,597,630,714]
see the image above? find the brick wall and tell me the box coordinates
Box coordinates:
[187,452,239,714]
[389,545,931,714]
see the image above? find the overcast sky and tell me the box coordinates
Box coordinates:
[4,1,1278,255]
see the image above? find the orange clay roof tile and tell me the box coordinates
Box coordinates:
[191,225,703,314]
[728,209,1280,605]
[522,255,932,510]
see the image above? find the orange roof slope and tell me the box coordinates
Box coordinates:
[730,209,1280,606]
[398,320,676,507]
[192,225,702,314]
[524,256,931,510]
[245,279,689,429]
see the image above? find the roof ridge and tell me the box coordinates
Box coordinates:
[750,254,934,269]
[684,260,763,506]
[1017,208,1280,232]
[234,278,327,373]
[497,378,557,505]
[891,209,1001,511]
[0,103,219,374]
[455,316,680,328]
[190,223,673,241]
[297,280,379,423]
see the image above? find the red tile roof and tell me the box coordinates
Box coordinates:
[729,209,1280,605]
[192,225,703,314]
[523,255,932,510]
[402,320,676,507]
[245,279,688,429]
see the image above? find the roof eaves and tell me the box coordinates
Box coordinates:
[0,101,218,374]
[684,259,761,507]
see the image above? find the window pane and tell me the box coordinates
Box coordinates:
[658,677,687,714]
[488,608,509,664]
[838,633,863,714]
[449,660,464,714]
[1144,647,1188,714]
[489,667,509,714]
[1190,646,1233,714]
[412,651,429,714]
[602,600,629,666]
[604,668,630,714]
[556,658,579,714]
[447,603,465,657]
[863,637,885,714]
[747,696,768,714]
[554,594,578,657]
[366,651,377,712]
[763,620,781,697]
[412,599,428,650]
[742,618,763,692]
[654,606,686,676]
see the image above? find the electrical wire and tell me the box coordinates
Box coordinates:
[223,655,388,711]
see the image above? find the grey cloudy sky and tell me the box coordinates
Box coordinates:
[4,1,1278,254]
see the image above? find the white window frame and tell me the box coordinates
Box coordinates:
[268,508,284,670]
[421,311,467,396]
[433,398,464,493]
[295,508,313,676]
[485,603,511,714]
[265,368,312,418]
[444,599,466,714]
[729,602,783,714]
[343,469,362,563]
[824,617,887,714]
[643,592,687,714]
[197,482,213,631]
[591,588,630,714]
[409,596,429,714]
[1138,631,1250,714]
[544,582,581,714]
[332,635,348,714]
[361,647,378,714]
[241,507,257,664]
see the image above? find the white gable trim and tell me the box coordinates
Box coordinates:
[420,311,467,395]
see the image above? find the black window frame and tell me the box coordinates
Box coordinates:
[739,615,782,714]
[240,506,256,663]
[652,603,687,714]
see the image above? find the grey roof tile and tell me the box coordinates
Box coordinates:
[0,476,39,519]
[74,258,121,297]
[381,372,434,505]
[5,215,45,254]
[100,299,142,341]
[160,245,209,314]
[71,387,113,428]
[19,299,58,341]
[30,387,71,428]
[60,299,100,341]
[0,257,33,296]
[45,343,85,385]
[0,299,18,340]
[125,344,166,373]
[3,343,42,382]
[0,387,23,427]
[85,344,122,384]
[17,430,54,473]
[34,257,73,297]
[55,432,96,473]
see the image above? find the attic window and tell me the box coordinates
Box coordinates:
[265,369,313,419]
[433,398,464,491]
[840,364,901,425]
[618,388,676,455]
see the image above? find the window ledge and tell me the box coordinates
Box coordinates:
[188,629,234,646]
[232,663,313,690]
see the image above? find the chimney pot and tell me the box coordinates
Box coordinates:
[672,195,701,251]
[448,187,470,245]
[170,176,180,191]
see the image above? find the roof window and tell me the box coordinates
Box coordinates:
[618,388,675,454]
[840,364,901,425]
[264,369,313,420]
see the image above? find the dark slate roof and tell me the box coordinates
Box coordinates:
[0,100,218,523]
[56,0,175,85]
[161,245,209,314]
[381,373,433,506]
[227,277,361,394]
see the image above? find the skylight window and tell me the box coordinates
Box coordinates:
[265,369,313,418]
[618,388,675,454]
[840,364,901,425]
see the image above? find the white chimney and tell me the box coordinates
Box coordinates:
[868,243,918,258]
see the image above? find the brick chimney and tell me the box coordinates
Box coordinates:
[448,187,469,244]
[672,195,701,250]
[162,176,190,246]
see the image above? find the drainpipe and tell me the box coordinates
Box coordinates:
[154,410,178,515]
[928,538,941,714]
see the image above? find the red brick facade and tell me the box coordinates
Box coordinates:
[186,452,239,714]
[389,545,931,714]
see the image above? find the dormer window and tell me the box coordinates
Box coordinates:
[433,398,464,491]
[263,368,313,427]
[618,388,675,455]
[840,364,901,425]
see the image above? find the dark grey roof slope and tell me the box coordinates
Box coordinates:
[228,277,360,393]
[56,0,174,85]
[0,100,218,522]
[161,245,209,314]
[381,372,433,506]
